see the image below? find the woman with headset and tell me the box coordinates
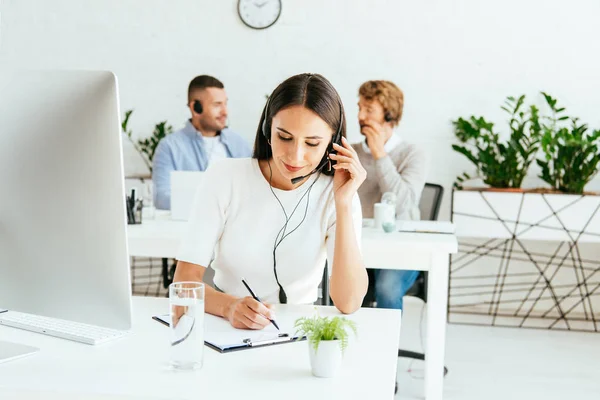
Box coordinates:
[174,73,368,329]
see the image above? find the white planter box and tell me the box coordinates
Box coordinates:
[452,190,600,243]
[450,189,600,332]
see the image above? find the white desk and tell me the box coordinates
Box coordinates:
[0,297,401,400]
[127,211,458,400]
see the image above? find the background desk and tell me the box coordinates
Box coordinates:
[0,297,401,400]
[127,211,457,400]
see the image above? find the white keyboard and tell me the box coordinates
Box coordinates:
[0,311,130,345]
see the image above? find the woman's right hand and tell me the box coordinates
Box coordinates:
[225,296,274,330]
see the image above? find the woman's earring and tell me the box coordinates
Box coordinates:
[328,153,332,171]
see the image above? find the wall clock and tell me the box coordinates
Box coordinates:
[237,0,282,30]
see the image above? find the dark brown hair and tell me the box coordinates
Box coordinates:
[253,73,346,177]
[187,75,224,102]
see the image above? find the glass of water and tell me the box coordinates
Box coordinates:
[169,281,205,370]
[141,180,156,220]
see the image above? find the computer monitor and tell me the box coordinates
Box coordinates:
[0,69,132,330]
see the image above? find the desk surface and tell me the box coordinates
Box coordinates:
[0,297,402,400]
[127,211,458,264]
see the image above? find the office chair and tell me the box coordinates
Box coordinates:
[397,183,448,377]
[162,258,176,289]
[320,262,331,305]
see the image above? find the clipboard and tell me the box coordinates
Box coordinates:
[152,314,306,353]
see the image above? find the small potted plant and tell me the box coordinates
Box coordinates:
[294,315,357,378]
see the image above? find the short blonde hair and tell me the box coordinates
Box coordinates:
[358,80,404,126]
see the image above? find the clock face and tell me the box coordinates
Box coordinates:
[237,0,282,30]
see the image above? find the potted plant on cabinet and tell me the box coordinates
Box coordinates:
[294,315,357,378]
[451,92,600,240]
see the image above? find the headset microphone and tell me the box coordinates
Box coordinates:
[290,155,330,185]
[291,175,308,185]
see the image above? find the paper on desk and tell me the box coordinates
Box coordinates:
[396,220,455,234]
[204,313,292,350]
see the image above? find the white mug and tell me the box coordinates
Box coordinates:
[373,203,395,230]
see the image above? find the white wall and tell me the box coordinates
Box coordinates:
[2,0,600,218]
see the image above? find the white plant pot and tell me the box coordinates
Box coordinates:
[308,339,343,378]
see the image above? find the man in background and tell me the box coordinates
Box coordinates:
[351,80,428,310]
[153,75,251,209]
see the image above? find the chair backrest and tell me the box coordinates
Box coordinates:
[419,183,444,221]
[407,183,444,303]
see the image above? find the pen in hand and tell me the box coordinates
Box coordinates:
[241,279,280,331]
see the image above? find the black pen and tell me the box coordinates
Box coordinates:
[241,279,280,331]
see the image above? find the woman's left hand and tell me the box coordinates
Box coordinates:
[330,137,366,206]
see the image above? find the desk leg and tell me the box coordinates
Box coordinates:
[425,253,449,400]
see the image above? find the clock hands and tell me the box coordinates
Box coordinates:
[253,0,268,8]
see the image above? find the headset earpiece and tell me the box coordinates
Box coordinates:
[384,112,393,122]
[193,100,203,114]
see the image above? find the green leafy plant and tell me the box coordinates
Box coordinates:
[537,93,600,194]
[294,314,357,354]
[122,109,174,173]
[452,95,542,189]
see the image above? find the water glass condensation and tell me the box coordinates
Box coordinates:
[169,282,205,370]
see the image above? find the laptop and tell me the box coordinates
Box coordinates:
[171,171,204,221]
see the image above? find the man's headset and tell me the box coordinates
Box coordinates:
[261,95,344,184]
[193,100,203,114]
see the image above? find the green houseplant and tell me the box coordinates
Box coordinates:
[452,95,542,189]
[122,109,174,173]
[295,315,357,378]
[537,93,600,194]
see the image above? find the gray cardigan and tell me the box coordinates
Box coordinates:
[352,141,428,220]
